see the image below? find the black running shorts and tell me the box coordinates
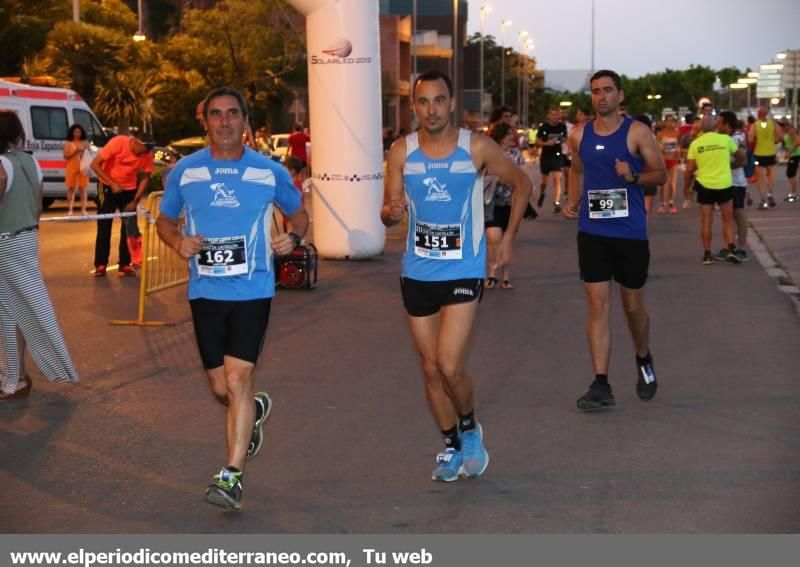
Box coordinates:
[400,277,483,317]
[540,155,563,175]
[731,186,746,209]
[189,298,272,369]
[577,231,650,289]
[754,154,777,167]
[485,204,511,231]
[694,181,733,205]
[787,156,800,179]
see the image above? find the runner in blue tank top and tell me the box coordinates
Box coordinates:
[157,88,309,511]
[381,70,532,482]
[562,70,666,412]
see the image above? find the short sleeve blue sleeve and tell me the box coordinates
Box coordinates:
[273,166,302,216]
[159,163,184,219]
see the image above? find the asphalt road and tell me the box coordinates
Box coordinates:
[1,165,799,533]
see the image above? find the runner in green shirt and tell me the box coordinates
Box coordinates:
[685,116,745,265]
[782,122,800,202]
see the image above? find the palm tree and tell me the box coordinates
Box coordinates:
[94,71,165,134]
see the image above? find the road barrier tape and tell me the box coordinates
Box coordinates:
[41,207,155,223]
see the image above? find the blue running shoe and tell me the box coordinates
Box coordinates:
[460,423,490,478]
[431,447,463,482]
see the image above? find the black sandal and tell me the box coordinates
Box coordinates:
[501,279,513,290]
[485,277,498,289]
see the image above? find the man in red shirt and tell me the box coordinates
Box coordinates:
[90,132,154,276]
[286,124,310,167]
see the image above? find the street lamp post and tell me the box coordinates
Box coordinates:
[452,0,459,125]
[730,83,748,111]
[524,39,534,128]
[737,76,758,114]
[479,5,492,130]
[500,19,512,106]
[516,31,528,119]
[132,0,146,41]
[412,0,417,78]
[647,93,662,118]
[590,0,595,74]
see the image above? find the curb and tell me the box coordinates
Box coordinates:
[748,221,800,319]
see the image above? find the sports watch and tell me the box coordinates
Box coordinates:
[288,232,302,248]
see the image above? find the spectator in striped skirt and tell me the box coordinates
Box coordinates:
[0,110,79,399]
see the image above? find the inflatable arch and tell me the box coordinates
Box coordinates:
[288,0,385,259]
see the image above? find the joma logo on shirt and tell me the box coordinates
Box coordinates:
[215,168,240,175]
[428,162,449,169]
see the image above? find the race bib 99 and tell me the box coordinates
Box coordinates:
[588,188,629,219]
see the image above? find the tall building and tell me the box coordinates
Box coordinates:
[380,0,468,126]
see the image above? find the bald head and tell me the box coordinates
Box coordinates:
[701,115,715,132]
[757,107,768,120]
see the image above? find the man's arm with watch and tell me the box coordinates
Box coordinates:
[271,206,310,256]
[628,121,667,187]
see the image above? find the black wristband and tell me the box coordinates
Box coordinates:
[631,173,640,184]
[288,232,302,248]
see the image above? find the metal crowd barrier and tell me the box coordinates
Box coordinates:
[109,191,188,326]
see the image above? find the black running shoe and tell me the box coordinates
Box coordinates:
[537,189,546,208]
[726,248,743,264]
[636,353,658,401]
[204,467,243,510]
[712,248,728,262]
[577,381,615,411]
[247,392,272,460]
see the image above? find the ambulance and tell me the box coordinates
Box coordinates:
[0,79,108,209]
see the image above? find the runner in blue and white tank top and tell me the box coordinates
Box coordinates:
[382,70,532,484]
[562,70,666,413]
[401,127,485,281]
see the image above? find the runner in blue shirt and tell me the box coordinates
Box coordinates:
[157,87,308,510]
[562,70,666,412]
[382,70,532,482]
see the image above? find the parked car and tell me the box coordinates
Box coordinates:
[167,136,207,157]
[270,133,290,162]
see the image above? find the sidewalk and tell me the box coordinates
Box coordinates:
[744,170,800,316]
[0,165,798,533]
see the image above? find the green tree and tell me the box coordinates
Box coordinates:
[717,66,744,89]
[0,0,69,76]
[93,70,165,133]
[35,20,138,106]
[163,0,305,118]
[83,0,138,34]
